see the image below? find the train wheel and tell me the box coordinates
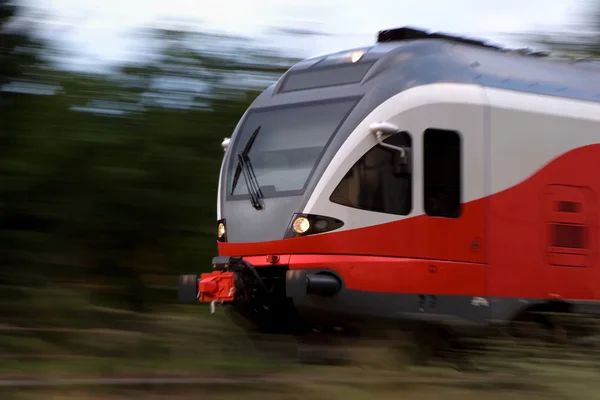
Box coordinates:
[507,310,554,341]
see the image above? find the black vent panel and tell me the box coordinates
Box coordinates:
[542,185,596,268]
[550,223,587,249]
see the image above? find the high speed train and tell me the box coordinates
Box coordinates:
[179,26,600,350]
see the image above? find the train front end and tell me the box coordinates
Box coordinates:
[176,30,465,334]
[176,45,389,334]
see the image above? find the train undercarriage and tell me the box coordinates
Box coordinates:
[179,257,600,373]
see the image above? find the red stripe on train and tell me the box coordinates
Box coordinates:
[218,144,600,301]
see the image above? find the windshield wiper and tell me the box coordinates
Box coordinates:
[230,126,263,210]
[231,126,260,195]
[238,152,263,210]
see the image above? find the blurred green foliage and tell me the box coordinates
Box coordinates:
[0,0,301,325]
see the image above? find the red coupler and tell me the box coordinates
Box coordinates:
[198,271,236,302]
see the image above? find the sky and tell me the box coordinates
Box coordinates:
[24,0,586,70]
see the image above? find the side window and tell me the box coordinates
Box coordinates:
[330,132,412,215]
[423,129,461,218]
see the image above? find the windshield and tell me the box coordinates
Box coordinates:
[226,98,358,198]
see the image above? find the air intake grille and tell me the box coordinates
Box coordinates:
[550,223,587,249]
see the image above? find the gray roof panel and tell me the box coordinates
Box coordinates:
[267,26,600,106]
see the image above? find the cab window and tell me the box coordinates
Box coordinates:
[330,132,412,215]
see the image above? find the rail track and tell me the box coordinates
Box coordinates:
[0,371,550,389]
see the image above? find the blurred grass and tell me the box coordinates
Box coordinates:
[2,302,600,399]
[1,301,600,377]
[0,300,293,378]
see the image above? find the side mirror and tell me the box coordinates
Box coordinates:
[369,121,400,137]
[221,137,230,152]
[369,121,406,158]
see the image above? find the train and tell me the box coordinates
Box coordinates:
[178,26,600,363]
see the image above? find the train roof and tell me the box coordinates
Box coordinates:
[272,26,600,105]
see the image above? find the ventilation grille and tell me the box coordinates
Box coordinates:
[556,200,580,213]
[542,185,595,268]
[550,223,587,249]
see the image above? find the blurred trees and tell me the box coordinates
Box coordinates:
[520,0,600,57]
[0,0,56,311]
[0,1,301,323]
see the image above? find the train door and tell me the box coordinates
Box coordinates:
[408,97,489,324]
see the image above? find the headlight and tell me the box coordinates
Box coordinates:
[284,213,344,239]
[350,50,365,63]
[217,219,227,242]
[292,217,310,234]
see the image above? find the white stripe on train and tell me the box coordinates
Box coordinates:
[303,82,600,232]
